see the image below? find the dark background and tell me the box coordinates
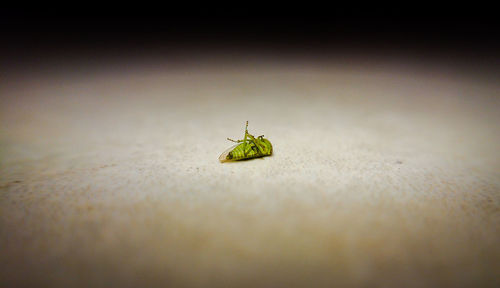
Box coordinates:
[1,14,498,63]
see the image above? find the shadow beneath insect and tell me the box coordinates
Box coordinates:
[221,154,274,163]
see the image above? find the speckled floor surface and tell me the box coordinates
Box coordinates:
[1,54,499,287]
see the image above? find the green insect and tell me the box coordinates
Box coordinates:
[219,121,273,162]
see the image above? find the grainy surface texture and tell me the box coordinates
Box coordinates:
[1,54,499,288]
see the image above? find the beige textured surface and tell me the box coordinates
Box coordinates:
[1,55,499,287]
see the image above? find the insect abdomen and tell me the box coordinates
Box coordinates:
[229,144,250,160]
[229,140,272,161]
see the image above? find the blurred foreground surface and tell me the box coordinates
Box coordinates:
[1,52,499,287]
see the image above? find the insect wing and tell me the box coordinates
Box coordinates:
[219,143,239,162]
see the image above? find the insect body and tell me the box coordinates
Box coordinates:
[219,121,273,162]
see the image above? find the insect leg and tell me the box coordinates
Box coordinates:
[247,134,265,155]
[243,121,249,156]
[227,138,244,143]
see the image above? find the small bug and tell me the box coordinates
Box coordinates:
[219,121,273,162]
